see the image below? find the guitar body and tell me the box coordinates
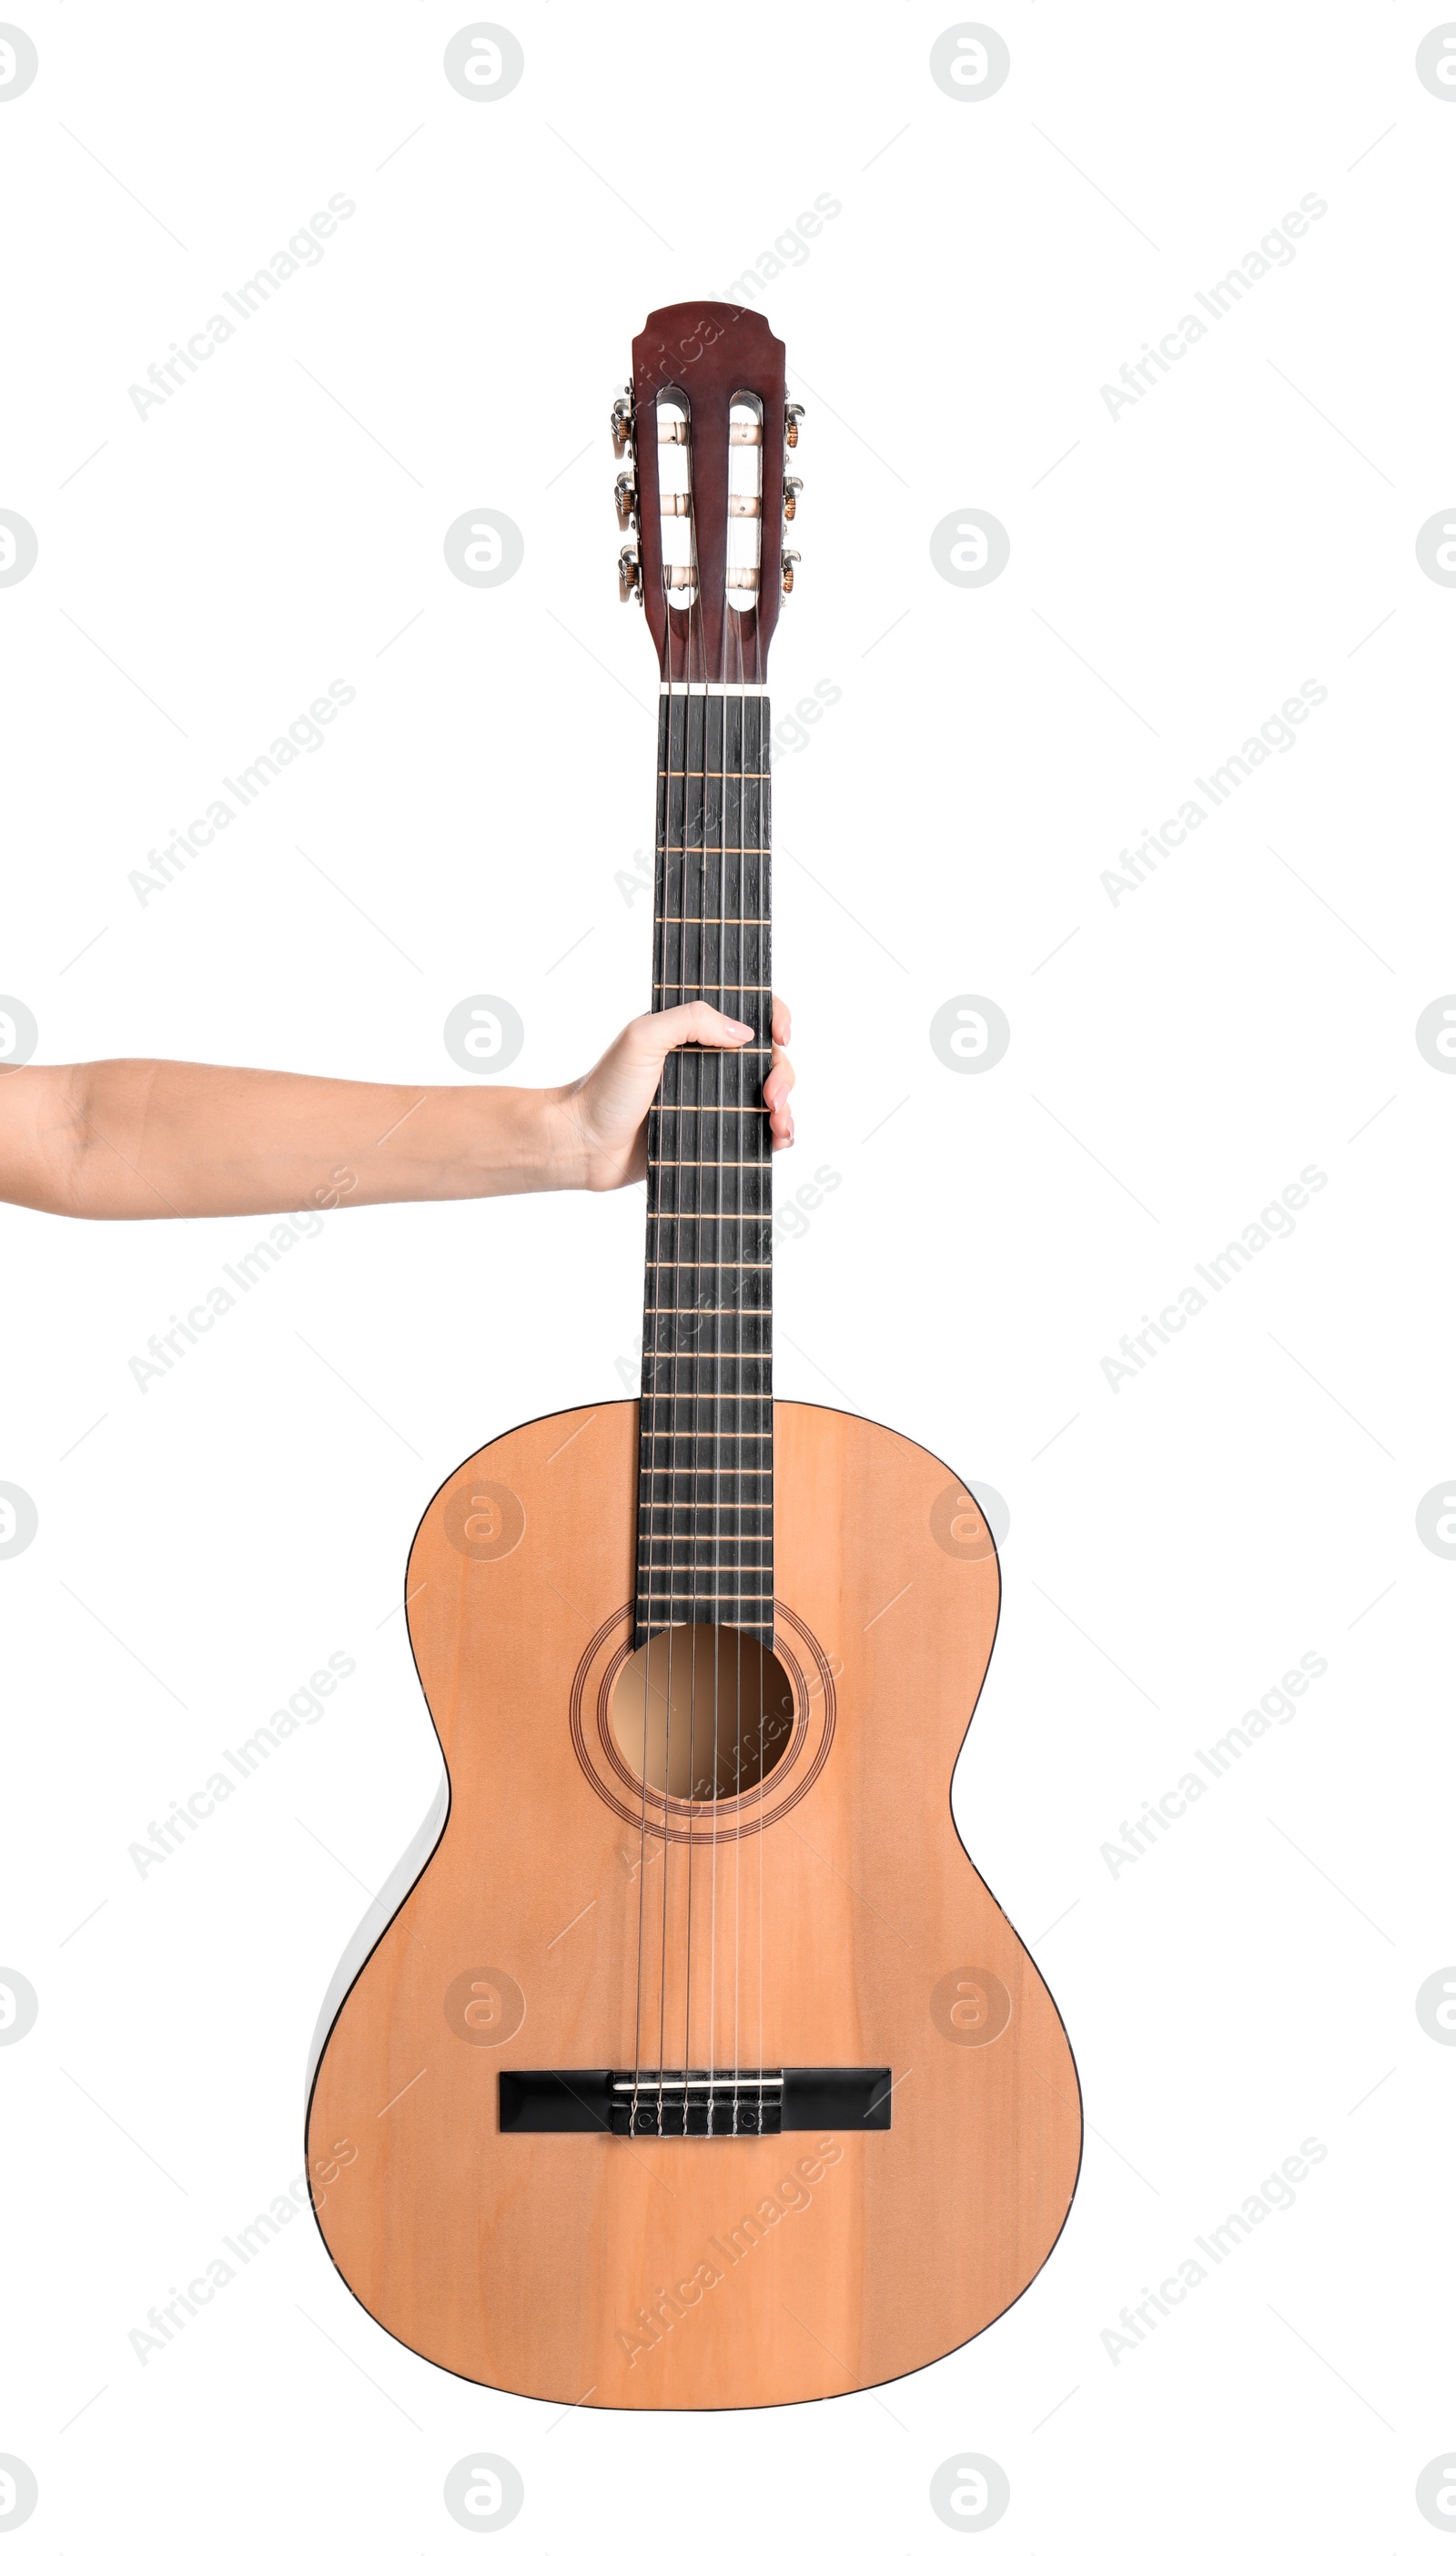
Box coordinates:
[306,1397,1081,2409]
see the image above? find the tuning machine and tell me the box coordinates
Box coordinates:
[618,543,642,604]
[783,476,802,522]
[610,391,634,459]
[613,471,638,532]
[784,401,804,450]
[781,549,800,597]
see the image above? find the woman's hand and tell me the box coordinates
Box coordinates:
[550,997,794,1191]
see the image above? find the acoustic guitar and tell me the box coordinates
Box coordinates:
[306,301,1081,2410]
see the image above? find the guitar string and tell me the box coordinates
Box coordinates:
[703,414,724,2139]
[715,429,735,2136]
[659,391,705,2130]
[716,411,748,2129]
[690,426,715,2127]
[679,426,709,2132]
[729,446,744,2134]
[667,401,716,2130]
[679,644,694,2136]
[632,380,667,2139]
[681,457,712,2135]
[762,586,771,2127]
[745,554,761,2136]
[745,444,769,2131]
[659,488,679,2126]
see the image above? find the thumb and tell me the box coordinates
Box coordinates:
[627,1001,756,1063]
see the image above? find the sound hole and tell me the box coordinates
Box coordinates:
[610,1626,795,1801]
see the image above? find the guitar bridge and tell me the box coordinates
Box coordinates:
[498,2066,891,2137]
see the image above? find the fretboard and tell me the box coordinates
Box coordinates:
[635,689,773,1646]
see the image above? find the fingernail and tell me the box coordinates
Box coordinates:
[732,1020,753,1040]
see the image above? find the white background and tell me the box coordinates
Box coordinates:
[3,3,1454,2547]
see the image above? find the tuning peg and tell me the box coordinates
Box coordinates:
[613,471,638,531]
[781,550,800,597]
[618,544,642,604]
[784,402,804,450]
[783,476,802,522]
[610,392,633,459]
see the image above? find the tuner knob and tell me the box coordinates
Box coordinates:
[784,402,804,450]
[781,549,800,597]
[783,476,803,522]
[618,544,642,604]
[613,471,638,532]
[610,392,633,459]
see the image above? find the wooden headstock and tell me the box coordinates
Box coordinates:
[614,301,795,685]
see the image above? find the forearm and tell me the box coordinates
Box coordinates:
[0,1060,587,1221]
[0,1003,793,1222]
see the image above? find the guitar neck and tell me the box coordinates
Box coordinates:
[634,684,774,1647]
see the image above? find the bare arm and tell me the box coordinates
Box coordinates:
[0,999,795,1221]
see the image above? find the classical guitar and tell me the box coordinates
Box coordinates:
[306,301,1081,2410]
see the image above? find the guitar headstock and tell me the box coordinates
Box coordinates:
[612,301,798,685]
